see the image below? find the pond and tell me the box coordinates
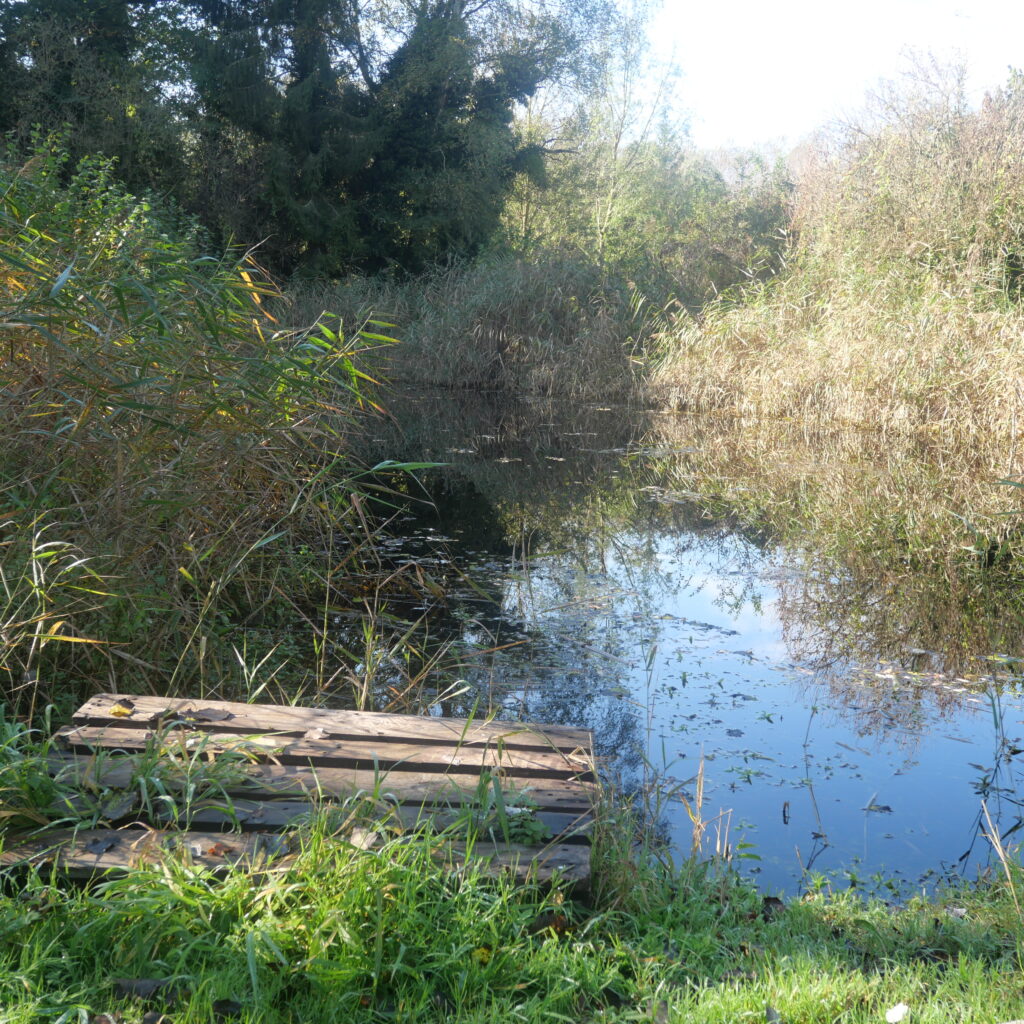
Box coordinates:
[355,390,1024,895]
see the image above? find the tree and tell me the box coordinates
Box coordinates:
[0,1,187,196]
[180,0,618,274]
[0,0,620,274]
[501,16,791,310]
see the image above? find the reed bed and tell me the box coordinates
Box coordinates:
[0,145,396,711]
[289,256,659,399]
[653,64,1024,444]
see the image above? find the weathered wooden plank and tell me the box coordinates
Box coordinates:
[35,695,597,886]
[155,797,594,844]
[0,828,301,876]
[0,827,590,886]
[48,753,598,813]
[429,840,591,886]
[73,694,590,753]
[57,725,594,781]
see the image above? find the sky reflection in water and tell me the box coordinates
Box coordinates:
[498,527,1020,894]
[368,397,1024,894]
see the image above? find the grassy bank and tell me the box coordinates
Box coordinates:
[286,63,1024,448]
[4,849,1024,1023]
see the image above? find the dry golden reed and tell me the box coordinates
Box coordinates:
[653,62,1024,445]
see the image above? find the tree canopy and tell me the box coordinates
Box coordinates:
[0,0,618,274]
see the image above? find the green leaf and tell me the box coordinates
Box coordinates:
[49,260,76,297]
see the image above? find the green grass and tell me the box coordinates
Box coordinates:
[1,811,1023,1022]
[1,714,1020,1023]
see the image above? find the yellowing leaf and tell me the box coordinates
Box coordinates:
[109,699,136,718]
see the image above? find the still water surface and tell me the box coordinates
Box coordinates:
[361,392,1024,894]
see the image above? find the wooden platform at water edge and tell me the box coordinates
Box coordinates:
[1,694,597,887]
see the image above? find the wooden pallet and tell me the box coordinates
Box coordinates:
[1,693,597,886]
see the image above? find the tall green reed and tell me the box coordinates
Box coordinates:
[1,141,398,707]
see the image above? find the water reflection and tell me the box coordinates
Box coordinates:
[350,390,1024,892]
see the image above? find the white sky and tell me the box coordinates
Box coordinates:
[650,0,1024,149]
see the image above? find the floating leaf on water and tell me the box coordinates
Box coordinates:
[727,728,744,738]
